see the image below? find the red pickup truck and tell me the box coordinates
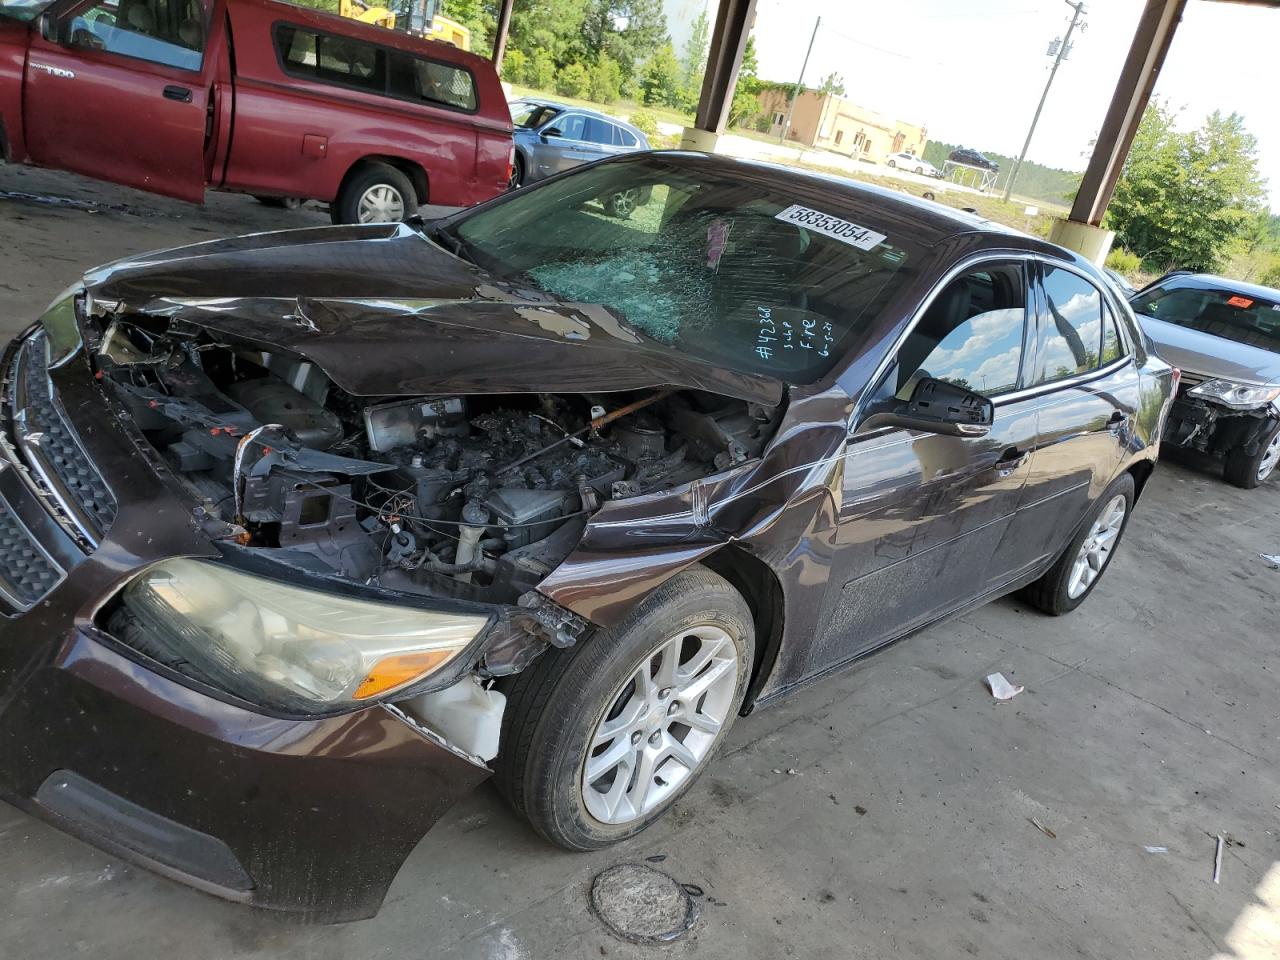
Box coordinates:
[0,0,513,222]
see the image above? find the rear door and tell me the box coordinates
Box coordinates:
[22,0,219,202]
[1007,261,1141,568]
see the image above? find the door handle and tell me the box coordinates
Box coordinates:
[163,85,193,103]
[994,447,1029,475]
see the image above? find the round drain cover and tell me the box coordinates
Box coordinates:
[590,862,699,944]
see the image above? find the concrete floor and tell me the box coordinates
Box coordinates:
[2,165,1278,960]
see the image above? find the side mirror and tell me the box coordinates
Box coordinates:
[542,126,562,140]
[38,11,56,41]
[859,377,994,438]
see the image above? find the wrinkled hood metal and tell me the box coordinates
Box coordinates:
[1141,315,1280,386]
[81,223,784,405]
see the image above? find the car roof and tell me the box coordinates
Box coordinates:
[511,98,636,127]
[1145,272,1280,301]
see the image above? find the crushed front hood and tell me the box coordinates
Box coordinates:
[82,223,784,405]
[1142,315,1280,386]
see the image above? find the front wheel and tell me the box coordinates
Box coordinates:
[1223,422,1280,489]
[493,567,754,849]
[331,162,417,225]
[1021,473,1135,615]
[509,154,525,190]
[887,159,896,168]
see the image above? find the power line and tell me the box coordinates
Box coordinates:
[1002,0,1087,201]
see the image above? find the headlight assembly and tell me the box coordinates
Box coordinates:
[1186,379,1280,410]
[119,559,491,713]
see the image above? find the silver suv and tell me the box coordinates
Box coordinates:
[1131,273,1280,488]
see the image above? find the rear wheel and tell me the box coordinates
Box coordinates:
[1223,422,1280,489]
[493,567,753,849]
[602,187,640,219]
[1022,473,1135,615]
[331,163,417,225]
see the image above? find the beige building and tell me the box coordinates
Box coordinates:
[757,88,928,164]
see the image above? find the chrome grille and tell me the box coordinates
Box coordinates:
[7,330,117,545]
[0,496,63,607]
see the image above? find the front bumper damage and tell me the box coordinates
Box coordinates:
[1162,392,1279,460]
[0,326,519,921]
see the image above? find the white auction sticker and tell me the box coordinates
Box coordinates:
[774,204,887,251]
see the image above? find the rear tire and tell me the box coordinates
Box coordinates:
[1223,422,1280,489]
[602,187,640,219]
[331,162,417,225]
[1021,473,1135,616]
[493,567,753,849]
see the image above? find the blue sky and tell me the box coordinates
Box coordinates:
[751,0,1278,210]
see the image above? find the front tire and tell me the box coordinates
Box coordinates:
[509,154,525,190]
[1022,473,1135,616]
[1223,422,1280,489]
[493,567,754,849]
[331,162,417,225]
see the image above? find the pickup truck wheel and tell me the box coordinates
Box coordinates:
[1224,422,1280,489]
[492,567,753,849]
[1021,473,1135,616]
[332,163,417,225]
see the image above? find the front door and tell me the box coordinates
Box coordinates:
[807,260,1040,674]
[23,0,216,202]
[540,113,604,176]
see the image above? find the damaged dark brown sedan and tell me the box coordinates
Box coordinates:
[0,153,1174,920]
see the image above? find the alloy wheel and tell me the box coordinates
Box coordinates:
[357,184,406,223]
[1257,430,1280,482]
[1067,494,1127,599]
[582,625,738,825]
[608,189,639,218]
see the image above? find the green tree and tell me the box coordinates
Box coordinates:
[728,35,760,127]
[589,54,623,103]
[529,49,557,89]
[677,10,710,109]
[446,0,494,54]
[556,61,591,98]
[640,41,681,108]
[502,47,529,84]
[507,0,592,69]
[1107,103,1267,272]
[817,72,845,96]
[581,0,667,78]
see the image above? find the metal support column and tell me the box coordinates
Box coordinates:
[491,0,515,68]
[685,0,757,148]
[1067,0,1186,226]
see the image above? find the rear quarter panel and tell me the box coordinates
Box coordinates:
[221,0,511,205]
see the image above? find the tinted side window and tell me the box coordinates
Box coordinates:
[1100,303,1126,363]
[67,0,209,71]
[889,265,1028,399]
[388,52,476,110]
[276,25,385,93]
[551,114,587,140]
[584,117,614,145]
[1035,266,1104,384]
[616,126,638,147]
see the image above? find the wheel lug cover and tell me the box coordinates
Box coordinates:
[668,701,680,715]
[631,731,642,745]
[659,687,673,699]
[648,730,661,746]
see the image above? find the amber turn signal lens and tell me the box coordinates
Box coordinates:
[354,650,456,700]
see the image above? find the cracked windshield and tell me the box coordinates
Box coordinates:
[449,157,915,382]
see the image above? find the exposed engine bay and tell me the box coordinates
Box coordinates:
[95,318,782,612]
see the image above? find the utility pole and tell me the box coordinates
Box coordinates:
[780,16,820,144]
[1002,0,1086,201]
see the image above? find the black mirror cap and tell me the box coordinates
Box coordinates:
[859,377,994,439]
[542,127,562,139]
[38,11,56,40]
